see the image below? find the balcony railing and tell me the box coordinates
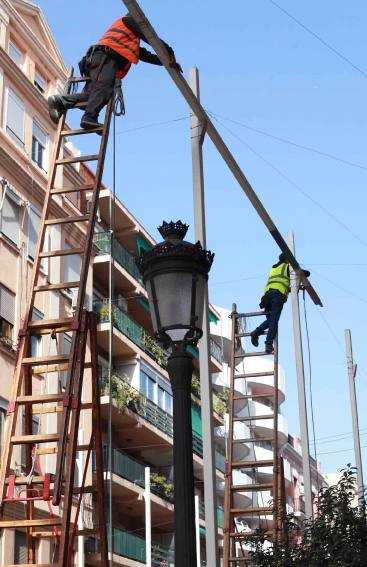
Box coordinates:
[94,231,143,283]
[210,338,223,364]
[106,447,174,503]
[87,526,174,565]
[94,300,168,368]
[100,371,226,473]
[199,500,224,529]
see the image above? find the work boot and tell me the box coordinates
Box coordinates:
[48,95,65,124]
[265,343,274,354]
[250,331,259,348]
[80,115,104,134]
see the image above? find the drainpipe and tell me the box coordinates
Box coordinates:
[144,467,152,567]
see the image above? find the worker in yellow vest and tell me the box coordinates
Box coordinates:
[251,253,309,354]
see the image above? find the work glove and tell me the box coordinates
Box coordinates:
[169,54,183,73]
[302,269,311,278]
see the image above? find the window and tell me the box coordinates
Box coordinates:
[31,308,43,358]
[9,42,22,66]
[14,531,27,563]
[34,70,46,94]
[28,206,40,260]
[6,89,25,147]
[0,400,7,454]
[0,286,15,346]
[32,121,47,171]
[64,241,81,286]
[1,188,20,246]
[60,334,72,389]
[140,371,155,402]
[158,386,173,415]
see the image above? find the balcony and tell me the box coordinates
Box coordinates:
[100,371,226,473]
[86,527,174,565]
[94,300,168,369]
[94,231,143,284]
[188,338,223,367]
[198,501,224,529]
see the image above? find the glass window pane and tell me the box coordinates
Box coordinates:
[33,121,47,146]
[9,42,21,66]
[34,71,46,93]
[166,393,173,415]
[1,193,19,246]
[6,90,25,147]
[140,372,148,397]
[28,207,40,259]
[64,241,81,282]
[147,377,155,402]
[158,386,165,410]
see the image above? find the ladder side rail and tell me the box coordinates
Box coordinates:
[53,99,114,504]
[90,311,109,566]
[24,363,36,563]
[0,101,67,507]
[223,304,238,564]
[122,0,322,307]
[272,334,279,543]
[58,310,90,567]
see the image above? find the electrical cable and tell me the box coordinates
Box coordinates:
[209,111,367,250]
[116,115,188,135]
[212,112,367,172]
[267,0,367,80]
[302,290,317,463]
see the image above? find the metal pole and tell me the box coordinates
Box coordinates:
[345,329,364,504]
[189,66,219,567]
[167,350,197,567]
[122,0,322,306]
[287,231,313,519]
[77,429,85,567]
[195,495,201,567]
[144,467,152,567]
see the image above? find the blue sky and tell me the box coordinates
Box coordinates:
[38,0,367,477]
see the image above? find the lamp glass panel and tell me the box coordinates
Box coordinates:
[194,274,206,330]
[152,272,193,341]
[146,280,159,333]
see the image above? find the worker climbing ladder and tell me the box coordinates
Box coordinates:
[0,72,112,566]
[223,304,285,565]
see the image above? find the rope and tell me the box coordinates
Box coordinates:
[114,78,125,117]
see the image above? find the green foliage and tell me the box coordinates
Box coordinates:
[102,374,141,413]
[213,394,227,417]
[98,302,116,323]
[191,375,201,398]
[150,472,174,499]
[249,466,367,566]
[140,333,168,367]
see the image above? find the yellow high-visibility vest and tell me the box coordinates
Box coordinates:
[264,262,290,298]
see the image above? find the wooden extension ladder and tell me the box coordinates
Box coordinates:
[223,304,285,565]
[0,74,112,566]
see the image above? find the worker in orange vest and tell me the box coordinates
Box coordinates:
[48,14,181,131]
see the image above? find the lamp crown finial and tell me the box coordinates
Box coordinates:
[158,220,189,241]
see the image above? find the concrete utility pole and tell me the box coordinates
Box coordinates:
[287,231,313,519]
[345,330,364,504]
[144,467,152,567]
[189,66,219,567]
[195,495,201,567]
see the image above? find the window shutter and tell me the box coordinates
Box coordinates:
[28,206,40,259]
[0,286,15,325]
[14,531,27,563]
[6,90,25,146]
[1,192,20,246]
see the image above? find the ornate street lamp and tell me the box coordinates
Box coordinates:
[136,221,214,567]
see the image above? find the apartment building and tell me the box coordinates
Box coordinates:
[0,1,227,564]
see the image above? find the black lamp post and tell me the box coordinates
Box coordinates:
[136,221,214,567]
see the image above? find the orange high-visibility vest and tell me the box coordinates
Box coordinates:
[98,18,140,65]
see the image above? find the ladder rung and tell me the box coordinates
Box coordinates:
[231,483,273,491]
[233,414,274,421]
[2,564,53,566]
[45,215,89,226]
[237,311,266,318]
[6,475,54,486]
[33,361,92,374]
[235,351,273,358]
[235,371,274,379]
[237,331,267,338]
[232,459,273,469]
[232,436,273,444]
[39,247,84,258]
[34,281,80,292]
[230,530,273,538]
[32,402,92,416]
[61,127,103,137]
[28,317,74,333]
[22,354,70,366]
[55,154,99,165]
[17,394,64,404]
[51,184,95,195]
[11,433,59,445]
[69,76,92,83]
[233,393,275,401]
[0,518,61,528]
[231,507,273,515]
[229,558,249,563]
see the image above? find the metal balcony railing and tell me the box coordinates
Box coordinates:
[210,337,223,364]
[94,300,168,368]
[199,500,224,529]
[94,231,143,283]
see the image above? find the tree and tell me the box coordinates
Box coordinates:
[248,466,367,566]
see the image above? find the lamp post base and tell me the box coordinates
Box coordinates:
[167,349,197,567]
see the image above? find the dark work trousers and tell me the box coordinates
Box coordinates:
[255,289,285,346]
[60,51,119,120]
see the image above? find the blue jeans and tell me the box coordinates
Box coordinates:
[255,290,285,346]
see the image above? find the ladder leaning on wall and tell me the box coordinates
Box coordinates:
[0,72,113,566]
[223,304,286,566]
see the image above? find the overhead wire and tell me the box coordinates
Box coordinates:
[267,0,367,80]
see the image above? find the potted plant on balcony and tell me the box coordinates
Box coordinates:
[150,472,174,500]
[111,375,141,413]
[140,333,168,367]
[99,302,116,324]
[191,375,201,399]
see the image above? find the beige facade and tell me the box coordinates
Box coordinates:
[0,1,226,564]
